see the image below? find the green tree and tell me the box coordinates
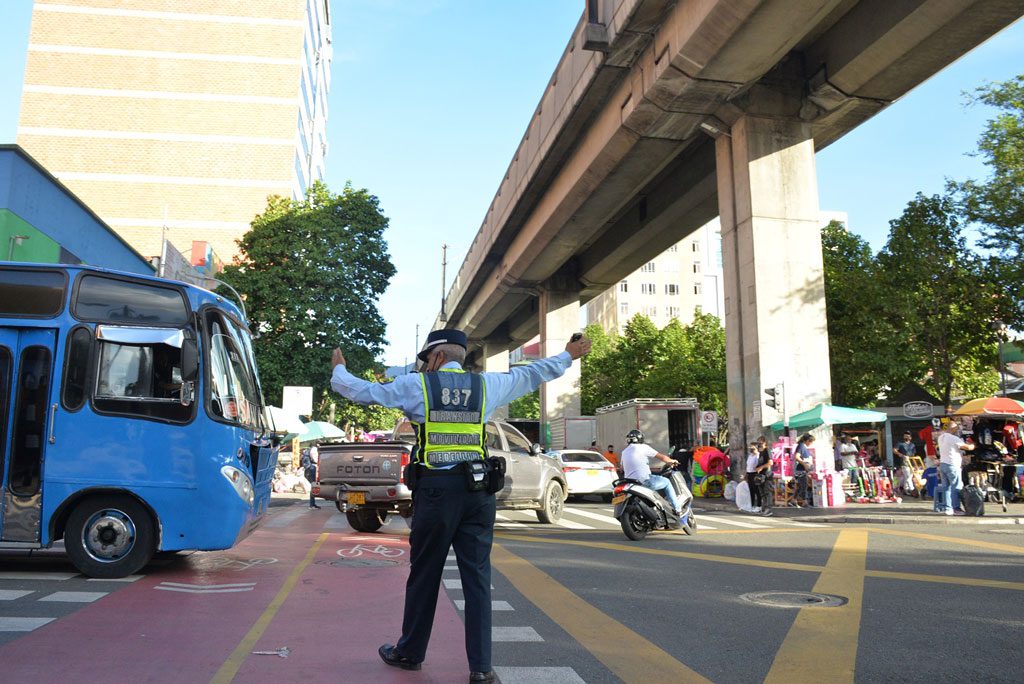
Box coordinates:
[952,75,1024,329]
[876,193,999,405]
[221,181,396,413]
[820,220,907,406]
[508,390,540,420]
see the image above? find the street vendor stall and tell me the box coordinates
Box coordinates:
[954,396,1024,506]
[770,404,889,507]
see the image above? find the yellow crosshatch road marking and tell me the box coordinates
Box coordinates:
[865,527,1024,554]
[492,544,713,684]
[765,530,867,684]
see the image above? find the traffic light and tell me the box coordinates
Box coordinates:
[764,383,784,410]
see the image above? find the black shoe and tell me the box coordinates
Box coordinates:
[378,644,421,671]
[309,504,321,509]
[469,672,496,683]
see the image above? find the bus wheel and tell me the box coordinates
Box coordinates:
[65,496,156,579]
[346,509,385,533]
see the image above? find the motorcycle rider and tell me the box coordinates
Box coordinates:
[620,429,684,523]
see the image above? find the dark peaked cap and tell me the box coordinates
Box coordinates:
[417,328,468,362]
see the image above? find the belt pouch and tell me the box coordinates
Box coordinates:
[461,460,488,492]
[406,462,421,491]
[485,456,506,494]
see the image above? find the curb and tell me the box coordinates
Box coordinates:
[691,503,1024,526]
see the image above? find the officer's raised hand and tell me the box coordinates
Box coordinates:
[565,334,592,360]
[332,348,346,369]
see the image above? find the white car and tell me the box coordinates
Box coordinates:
[552,449,618,500]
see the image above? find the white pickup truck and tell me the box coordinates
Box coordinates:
[315,421,568,532]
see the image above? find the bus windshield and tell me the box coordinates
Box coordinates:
[207,311,262,429]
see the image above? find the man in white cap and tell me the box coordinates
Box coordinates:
[330,328,591,683]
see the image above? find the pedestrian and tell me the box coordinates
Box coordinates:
[745,443,763,512]
[301,444,320,508]
[620,429,683,523]
[672,439,694,489]
[603,444,620,474]
[838,434,858,471]
[330,328,591,683]
[793,434,815,507]
[892,432,916,495]
[755,436,774,515]
[936,418,974,516]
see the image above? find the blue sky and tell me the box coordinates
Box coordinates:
[1,3,1021,365]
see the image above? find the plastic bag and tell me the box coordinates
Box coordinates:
[724,480,737,501]
[735,480,752,511]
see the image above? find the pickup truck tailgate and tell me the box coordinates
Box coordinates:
[318,443,408,486]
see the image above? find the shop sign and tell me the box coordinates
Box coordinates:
[903,401,933,419]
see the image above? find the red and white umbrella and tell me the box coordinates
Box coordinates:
[953,396,1024,418]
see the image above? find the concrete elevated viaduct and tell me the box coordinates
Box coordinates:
[436,0,1024,451]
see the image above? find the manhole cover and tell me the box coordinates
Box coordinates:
[328,558,402,568]
[740,591,848,608]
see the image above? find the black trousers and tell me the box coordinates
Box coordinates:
[746,472,761,508]
[396,470,496,672]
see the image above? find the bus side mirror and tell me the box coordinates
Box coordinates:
[181,339,199,382]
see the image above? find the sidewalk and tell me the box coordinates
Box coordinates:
[692,496,1024,525]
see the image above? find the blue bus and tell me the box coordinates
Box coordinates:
[0,263,276,578]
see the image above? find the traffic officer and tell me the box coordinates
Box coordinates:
[330,328,591,683]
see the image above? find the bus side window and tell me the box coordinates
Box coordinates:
[93,340,189,422]
[62,326,92,411]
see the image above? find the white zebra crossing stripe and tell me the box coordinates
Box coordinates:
[0,572,76,581]
[443,579,493,590]
[554,518,592,530]
[494,666,586,683]
[771,519,826,528]
[39,591,107,603]
[0,590,34,601]
[86,574,143,582]
[492,626,544,642]
[454,600,513,610]
[0,617,55,632]
[495,514,528,528]
[563,507,618,525]
[703,515,768,529]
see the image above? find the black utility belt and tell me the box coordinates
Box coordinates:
[410,457,506,494]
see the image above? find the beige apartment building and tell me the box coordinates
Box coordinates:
[586,220,725,334]
[16,0,332,263]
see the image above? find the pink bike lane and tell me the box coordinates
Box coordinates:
[0,507,468,683]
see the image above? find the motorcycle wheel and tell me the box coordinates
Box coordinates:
[683,512,697,536]
[620,501,649,541]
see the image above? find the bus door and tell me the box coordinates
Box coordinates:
[0,328,57,544]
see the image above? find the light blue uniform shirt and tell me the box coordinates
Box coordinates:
[330,351,573,423]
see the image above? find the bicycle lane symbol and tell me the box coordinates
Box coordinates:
[336,544,405,559]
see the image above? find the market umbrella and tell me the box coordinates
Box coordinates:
[770,403,887,431]
[287,420,345,443]
[265,406,306,434]
[953,396,1024,418]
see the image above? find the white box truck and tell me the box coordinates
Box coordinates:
[596,398,700,454]
[552,416,596,449]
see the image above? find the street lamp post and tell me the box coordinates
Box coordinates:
[990,319,1007,396]
[7,234,29,261]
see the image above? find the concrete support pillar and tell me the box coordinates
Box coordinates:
[539,284,581,449]
[716,115,832,465]
[482,342,510,421]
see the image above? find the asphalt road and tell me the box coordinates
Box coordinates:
[0,496,1021,683]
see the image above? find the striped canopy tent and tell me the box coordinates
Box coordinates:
[770,403,887,431]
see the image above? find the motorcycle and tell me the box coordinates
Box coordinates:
[612,463,696,540]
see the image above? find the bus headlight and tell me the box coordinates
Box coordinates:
[221,466,254,506]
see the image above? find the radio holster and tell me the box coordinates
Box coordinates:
[485,456,506,494]
[461,460,489,492]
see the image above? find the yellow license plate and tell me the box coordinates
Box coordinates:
[347,492,366,505]
[611,494,626,505]
[586,470,598,476]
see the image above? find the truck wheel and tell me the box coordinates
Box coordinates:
[64,495,156,579]
[536,481,564,524]
[346,509,385,533]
